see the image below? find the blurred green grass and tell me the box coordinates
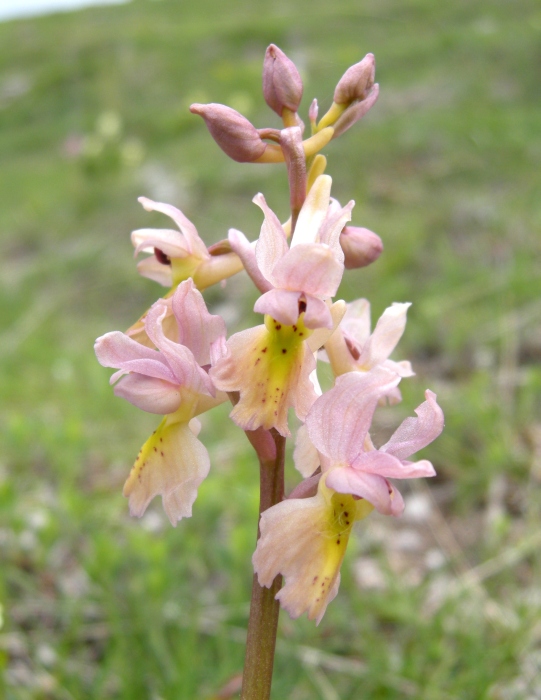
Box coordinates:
[1,0,541,698]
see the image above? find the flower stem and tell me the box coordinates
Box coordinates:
[240,430,286,700]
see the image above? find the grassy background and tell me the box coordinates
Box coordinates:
[1,0,541,697]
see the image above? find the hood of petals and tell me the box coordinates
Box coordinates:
[271,244,344,298]
[291,175,332,248]
[306,368,400,464]
[138,196,208,259]
[144,303,215,397]
[170,279,227,367]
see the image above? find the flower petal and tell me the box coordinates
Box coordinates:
[254,288,301,326]
[291,174,331,248]
[253,193,289,283]
[138,196,208,259]
[113,373,181,414]
[303,294,333,330]
[272,244,344,298]
[171,279,226,367]
[350,450,436,479]
[136,256,173,287]
[210,321,317,437]
[380,389,444,460]
[123,417,210,526]
[131,228,190,258]
[326,467,404,516]
[94,331,176,383]
[293,423,320,478]
[253,476,372,624]
[228,228,273,294]
[144,302,215,396]
[356,302,411,370]
[341,298,371,346]
[306,368,400,463]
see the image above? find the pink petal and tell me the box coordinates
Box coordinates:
[293,424,320,478]
[357,302,411,370]
[318,199,354,262]
[291,174,331,247]
[380,389,444,460]
[272,244,344,298]
[131,228,191,258]
[228,228,273,294]
[144,303,215,396]
[303,295,333,330]
[138,196,208,259]
[306,368,400,463]
[254,288,301,326]
[341,298,371,346]
[350,450,436,479]
[94,331,176,383]
[171,279,226,367]
[113,373,181,414]
[253,193,289,282]
[136,256,173,287]
[326,468,404,516]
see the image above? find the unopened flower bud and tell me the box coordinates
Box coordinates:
[263,44,303,116]
[190,103,267,162]
[332,84,379,138]
[340,226,383,269]
[333,53,375,105]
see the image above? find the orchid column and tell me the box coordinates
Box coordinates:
[95,43,444,700]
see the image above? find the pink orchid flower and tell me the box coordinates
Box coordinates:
[324,298,414,405]
[230,174,353,330]
[132,196,243,290]
[253,368,443,622]
[94,279,227,525]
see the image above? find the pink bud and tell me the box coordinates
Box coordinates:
[190,103,266,162]
[333,53,375,105]
[263,44,303,116]
[340,226,383,269]
[332,84,379,138]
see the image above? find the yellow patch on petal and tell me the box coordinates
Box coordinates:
[253,475,374,624]
[170,255,202,287]
[234,315,312,435]
[212,315,315,436]
[123,412,210,526]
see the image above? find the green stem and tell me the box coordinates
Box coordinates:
[240,430,286,700]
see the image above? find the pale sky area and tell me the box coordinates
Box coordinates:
[0,0,130,22]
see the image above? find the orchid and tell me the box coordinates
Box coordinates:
[132,196,243,291]
[210,174,352,436]
[95,279,227,524]
[253,369,444,622]
[95,44,445,699]
[324,298,414,402]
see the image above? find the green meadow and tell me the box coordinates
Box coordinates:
[1,0,540,697]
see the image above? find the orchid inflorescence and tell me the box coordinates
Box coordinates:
[95,43,443,651]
